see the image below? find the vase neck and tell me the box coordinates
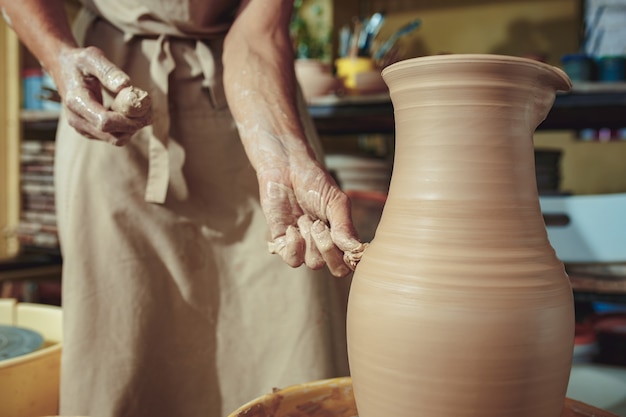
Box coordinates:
[382,55,571,132]
[390,113,538,205]
[382,55,570,206]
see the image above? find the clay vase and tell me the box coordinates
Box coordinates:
[346,55,575,417]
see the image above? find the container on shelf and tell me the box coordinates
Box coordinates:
[596,56,626,82]
[573,322,598,363]
[22,68,44,110]
[561,54,594,81]
[41,71,62,111]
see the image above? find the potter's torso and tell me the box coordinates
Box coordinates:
[80,0,241,37]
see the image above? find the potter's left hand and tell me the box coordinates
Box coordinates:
[260,157,367,277]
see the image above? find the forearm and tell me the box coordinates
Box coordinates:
[1,0,78,81]
[221,1,364,274]
[222,0,317,172]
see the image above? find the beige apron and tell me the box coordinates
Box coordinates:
[54,6,349,417]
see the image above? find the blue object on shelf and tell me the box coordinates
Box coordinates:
[593,302,626,314]
[597,56,625,82]
[561,54,594,81]
[22,68,43,110]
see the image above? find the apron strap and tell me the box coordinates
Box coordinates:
[145,35,175,203]
[195,40,227,110]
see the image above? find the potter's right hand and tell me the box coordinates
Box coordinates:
[54,46,152,146]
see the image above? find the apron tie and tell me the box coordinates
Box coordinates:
[74,9,226,204]
[145,35,176,203]
[195,40,227,110]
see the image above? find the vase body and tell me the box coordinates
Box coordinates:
[346,55,575,417]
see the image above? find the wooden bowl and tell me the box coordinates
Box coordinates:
[227,377,619,417]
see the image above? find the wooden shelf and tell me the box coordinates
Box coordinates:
[20,109,61,123]
[308,83,626,135]
[20,109,62,132]
[16,84,626,134]
[0,251,62,283]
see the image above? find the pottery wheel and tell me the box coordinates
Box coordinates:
[0,324,45,360]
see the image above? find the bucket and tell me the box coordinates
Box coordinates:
[0,300,63,417]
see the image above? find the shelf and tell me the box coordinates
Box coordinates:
[17,84,626,134]
[308,82,626,135]
[0,251,62,283]
[567,263,626,302]
[20,109,61,131]
[20,109,61,122]
[574,291,626,304]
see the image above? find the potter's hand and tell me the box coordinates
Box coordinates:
[54,46,152,146]
[260,159,368,278]
[220,0,366,276]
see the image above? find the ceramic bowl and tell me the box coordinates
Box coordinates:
[352,70,388,95]
[295,59,341,102]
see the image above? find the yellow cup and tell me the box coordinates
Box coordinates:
[335,57,376,89]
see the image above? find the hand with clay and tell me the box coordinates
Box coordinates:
[223,0,367,277]
[52,47,152,146]
[258,155,367,277]
[0,0,151,147]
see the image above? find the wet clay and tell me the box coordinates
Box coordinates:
[343,242,369,271]
[111,86,152,118]
[346,55,576,417]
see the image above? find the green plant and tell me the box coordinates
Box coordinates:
[290,0,332,61]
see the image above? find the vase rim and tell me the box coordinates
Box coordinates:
[382,54,572,91]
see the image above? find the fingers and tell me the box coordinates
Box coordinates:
[260,170,368,275]
[267,216,353,278]
[297,215,325,270]
[64,84,152,146]
[65,103,150,146]
[311,220,351,278]
[326,192,361,250]
[58,47,152,146]
[324,190,370,271]
[267,225,305,268]
[77,46,130,93]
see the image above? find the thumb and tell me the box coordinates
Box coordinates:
[329,220,362,253]
[326,199,370,270]
[78,47,130,93]
[331,221,369,271]
[326,194,363,251]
